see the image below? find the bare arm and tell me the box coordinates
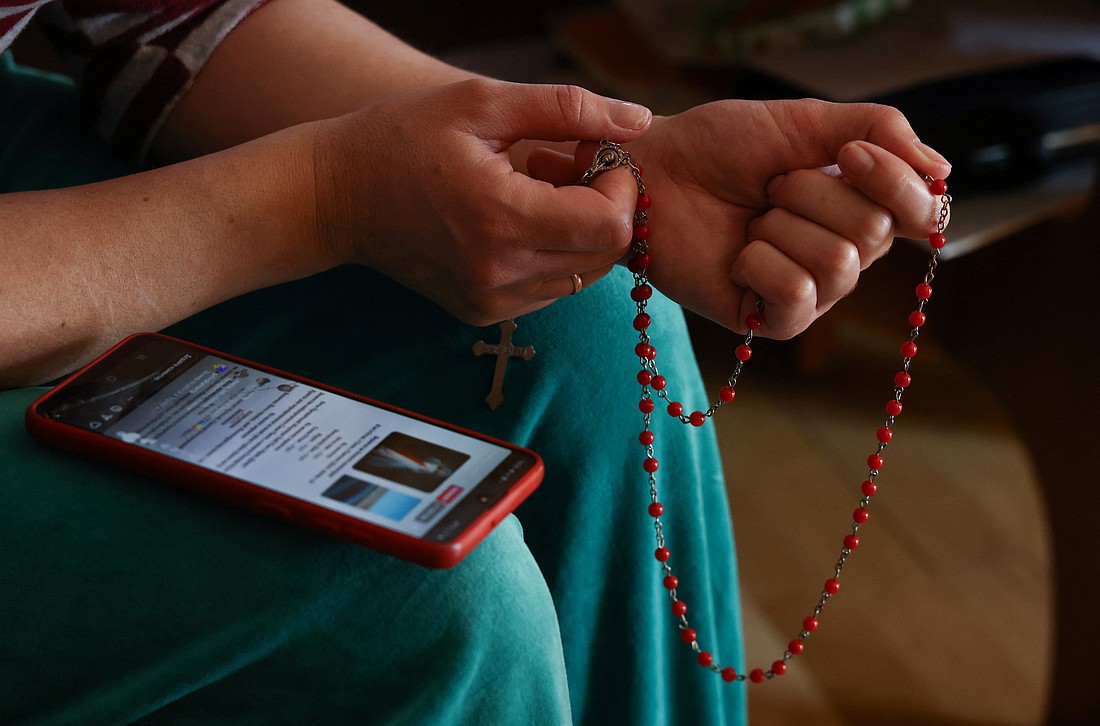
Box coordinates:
[152,0,481,161]
[4,0,457,388]
[0,124,330,387]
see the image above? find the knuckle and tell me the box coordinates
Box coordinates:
[770,275,817,324]
[464,217,520,275]
[750,207,785,237]
[854,212,895,253]
[454,287,511,328]
[866,102,908,128]
[766,169,811,206]
[463,251,512,290]
[770,309,813,341]
[466,266,503,291]
[552,84,591,127]
[820,242,861,285]
[459,77,501,105]
[598,213,633,252]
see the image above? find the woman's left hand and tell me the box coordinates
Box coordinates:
[527,98,951,338]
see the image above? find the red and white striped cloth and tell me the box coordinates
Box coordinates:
[2,0,268,161]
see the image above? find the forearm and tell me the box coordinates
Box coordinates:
[1,124,331,387]
[152,0,480,162]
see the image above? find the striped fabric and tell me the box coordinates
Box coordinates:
[2,0,268,161]
[0,2,49,52]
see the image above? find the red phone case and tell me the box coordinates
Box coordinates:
[25,334,543,568]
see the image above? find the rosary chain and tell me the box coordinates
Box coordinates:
[583,140,952,684]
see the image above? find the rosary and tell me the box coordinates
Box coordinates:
[581,139,952,684]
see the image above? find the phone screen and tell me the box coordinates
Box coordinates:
[31,335,538,546]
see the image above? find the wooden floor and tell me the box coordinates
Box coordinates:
[690,260,1055,724]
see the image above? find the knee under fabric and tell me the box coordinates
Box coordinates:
[0,53,747,725]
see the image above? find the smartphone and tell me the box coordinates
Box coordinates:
[25,333,543,568]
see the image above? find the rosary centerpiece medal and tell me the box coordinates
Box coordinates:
[580,139,952,684]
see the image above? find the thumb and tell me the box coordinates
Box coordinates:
[475,80,652,143]
[779,100,952,181]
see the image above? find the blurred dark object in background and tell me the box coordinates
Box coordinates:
[872,57,1100,194]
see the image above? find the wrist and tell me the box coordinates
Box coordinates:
[307,113,377,272]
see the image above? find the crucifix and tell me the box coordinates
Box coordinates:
[472,319,535,411]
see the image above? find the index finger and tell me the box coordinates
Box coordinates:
[769,100,953,182]
[835,140,945,239]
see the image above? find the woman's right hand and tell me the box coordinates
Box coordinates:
[311,78,653,325]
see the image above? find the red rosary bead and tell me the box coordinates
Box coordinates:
[929,232,946,249]
[750,669,766,684]
[824,578,841,595]
[663,574,678,590]
[788,639,804,655]
[698,651,713,667]
[680,628,697,644]
[853,507,870,524]
[637,193,652,211]
[802,616,818,632]
[631,284,653,302]
[886,399,903,416]
[656,547,671,562]
[721,666,737,682]
[745,313,762,330]
[930,179,948,195]
[901,341,917,358]
[639,398,655,414]
[772,660,787,676]
[628,253,652,273]
[735,344,752,361]
[635,342,656,360]
[876,426,893,443]
[689,411,706,427]
[861,479,877,497]
[671,599,688,616]
[667,401,684,417]
[894,371,911,388]
[719,386,735,402]
[639,430,655,445]
[634,313,651,331]
[637,370,653,386]
[844,534,860,550]
[916,283,933,300]
[651,375,667,391]
[643,457,660,473]
[867,454,884,470]
[909,310,926,327]
[634,224,651,241]
[648,501,664,517]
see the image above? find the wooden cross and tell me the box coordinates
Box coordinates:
[472,319,535,411]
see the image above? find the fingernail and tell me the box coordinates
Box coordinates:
[841,142,875,176]
[607,98,652,131]
[914,140,951,169]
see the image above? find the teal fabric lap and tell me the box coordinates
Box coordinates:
[3,384,568,724]
[0,53,747,724]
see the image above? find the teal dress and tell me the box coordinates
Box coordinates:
[0,54,747,725]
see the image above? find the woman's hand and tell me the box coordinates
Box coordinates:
[530,99,952,338]
[311,78,654,326]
